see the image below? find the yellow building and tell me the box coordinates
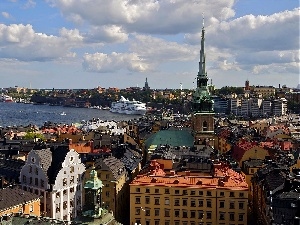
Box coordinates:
[0,188,41,217]
[130,160,248,225]
[83,156,128,224]
[241,159,265,204]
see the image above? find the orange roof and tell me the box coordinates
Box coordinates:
[131,161,248,190]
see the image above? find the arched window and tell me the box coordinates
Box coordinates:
[203,121,208,131]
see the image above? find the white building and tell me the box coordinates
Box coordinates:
[19,147,85,221]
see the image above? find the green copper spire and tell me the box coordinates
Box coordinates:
[193,15,214,113]
[84,166,104,190]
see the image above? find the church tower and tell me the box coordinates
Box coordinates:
[191,17,215,146]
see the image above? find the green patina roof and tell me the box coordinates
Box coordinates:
[84,168,104,190]
[145,130,194,150]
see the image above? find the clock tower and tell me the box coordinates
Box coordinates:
[191,17,215,146]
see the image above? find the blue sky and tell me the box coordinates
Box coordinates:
[0,0,299,89]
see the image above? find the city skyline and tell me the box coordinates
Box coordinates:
[0,0,299,90]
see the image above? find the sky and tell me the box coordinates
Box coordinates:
[0,0,299,90]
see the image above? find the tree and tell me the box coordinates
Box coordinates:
[23,131,45,141]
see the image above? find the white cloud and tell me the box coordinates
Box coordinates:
[86,25,128,43]
[0,24,80,61]
[47,0,236,34]
[1,12,11,19]
[130,34,197,62]
[82,52,150,72]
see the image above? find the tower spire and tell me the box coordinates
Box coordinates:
[198,13,206,78]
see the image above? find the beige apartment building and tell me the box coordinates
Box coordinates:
[130,160,248,225]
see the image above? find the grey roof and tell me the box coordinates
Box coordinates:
[95,156,127,181]
[33,148,52,173]
[0,187,40,211]
[0,158,25,183]
[120,149,142,172]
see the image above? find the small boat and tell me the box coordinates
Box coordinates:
[60,112,66,116]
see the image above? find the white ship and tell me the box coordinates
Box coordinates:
[110,96,147,115]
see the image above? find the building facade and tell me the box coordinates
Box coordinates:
[19,148,85,221]
[130,160,248,225]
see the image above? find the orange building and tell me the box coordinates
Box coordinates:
[0,188,40,217]
[130,160,248,225]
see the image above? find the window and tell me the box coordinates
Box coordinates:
[35,178,38,186]
[220,201,225,208]
[191,199,196,207]
[63,190,67,195]
[230,192,235,197]
[154,198,160,205]
[165,209,170,217]
[207,191,212,196]
[106,191,109,197]
[135,208,140,215]
[70,176,74,184]
[165,189,170,194]
[56,204,60,213]
[145,209,150,216]
[219,212,225,220]
[191,210,196,218]
[207,200,212,208]
[145,197,150,204]
[154,221,159,225]
[183,190,188,195]
[70,187,74,193]
[175,189,180,194]
[203,121,208,131]
[206,212,212,219]
[165,221,170,225]
[175,210,180,217]
[29,177,32,184]
[145,188,150,193]
[239,192,244,198]
[35,168,38,175]
[29,166,32,173]
[229,202,235,209]
[198,211,204,219]
[220,191,224,197]
[198,200,203,207]
[34,189,38,195]
[22,175,26,183]
[182,199,187,206]
[63,178,67,186]
[229,213,235,221]
[174,199,180,206]
[70,166,74,173]
[191,190,195,195]
[165,198,170,205]
[106,174,110,179]
[135,197,140,204]
[136,188,140,192]
[56,192,60,198]
[183,210,188,218]
[239,202,244,209]
[40,179,44,188]
[155,189,159,193]
[63,201,68,210]
[238,214,244,221]
[199,191,203,195]
[30,205,34,212]
[155,208,159,216]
